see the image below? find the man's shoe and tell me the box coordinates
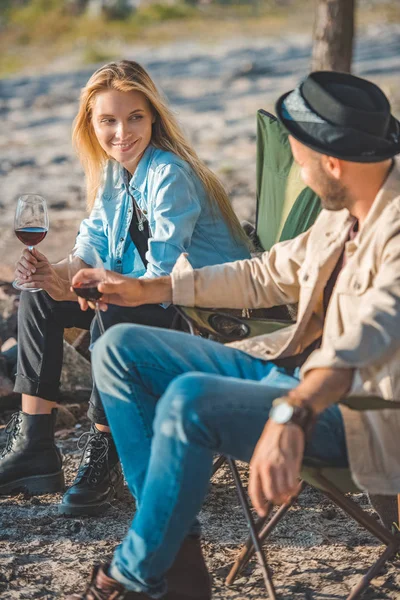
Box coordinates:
[65,537,211,600]
[59,425,124,516]
[166,536,211,600]
[0,409,64,495]
[65,564,154,599]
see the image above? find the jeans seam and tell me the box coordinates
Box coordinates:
[124,377,155,440]
[125,361,186,402]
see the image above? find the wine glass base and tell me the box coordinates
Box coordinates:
[12,280,42,293]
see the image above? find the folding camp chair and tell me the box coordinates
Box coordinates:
[176,110,400,598]
[176,109,321,342]
[255,109,321,252]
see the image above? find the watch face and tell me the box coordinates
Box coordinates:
[270,402,294,425]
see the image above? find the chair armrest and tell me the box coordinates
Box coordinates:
[340,396,400,411]
[175,306,293,343]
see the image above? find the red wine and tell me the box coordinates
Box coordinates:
[73,281,103,301]
[15,227,48,246]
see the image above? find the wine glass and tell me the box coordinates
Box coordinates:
[13,194,49,293]
[68,246,105,335]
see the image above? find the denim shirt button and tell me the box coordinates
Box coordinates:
[120,237,124,242]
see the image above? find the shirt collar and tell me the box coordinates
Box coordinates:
[114,144,155,196]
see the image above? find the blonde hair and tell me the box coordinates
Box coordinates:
[72,60,247,243]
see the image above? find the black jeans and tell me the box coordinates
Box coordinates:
[14,291,178,426]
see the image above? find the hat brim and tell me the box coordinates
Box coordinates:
[276,91,400,163]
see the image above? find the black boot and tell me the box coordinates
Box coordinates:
[59,425,124,516]
[0,409,64,495]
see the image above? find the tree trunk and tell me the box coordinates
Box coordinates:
[312,0,356,73]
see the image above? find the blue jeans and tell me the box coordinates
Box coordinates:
[93,324,348,598]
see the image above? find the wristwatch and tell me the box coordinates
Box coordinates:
[269,397,316,438]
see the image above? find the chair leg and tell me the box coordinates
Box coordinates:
[226,507,273,586]
[226,480,306,585]
[315,474,397,546]
[346,543,399,600]
[227,458,278,600]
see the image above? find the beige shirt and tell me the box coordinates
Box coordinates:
[171,159,400,495]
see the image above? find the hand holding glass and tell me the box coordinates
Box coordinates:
[14,194,49,293]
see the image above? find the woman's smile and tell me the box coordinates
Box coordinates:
[111,140,137,153]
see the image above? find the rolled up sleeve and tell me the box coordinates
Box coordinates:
[171,254,195,306]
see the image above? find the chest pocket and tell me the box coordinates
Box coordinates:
[335,268,372,296]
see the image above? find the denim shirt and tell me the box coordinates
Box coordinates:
[75,145,250,279]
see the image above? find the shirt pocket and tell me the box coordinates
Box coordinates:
[335,268,372,331]
[335,268,372,296]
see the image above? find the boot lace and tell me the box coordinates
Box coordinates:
[74,430,111,487]
[0,412,22,458]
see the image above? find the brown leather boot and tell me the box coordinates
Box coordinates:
[166,536,211,600]
[65,565,153,599]
[66,537,211,600]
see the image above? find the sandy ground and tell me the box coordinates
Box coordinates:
[1,410,400,600]
[1,24,400,600]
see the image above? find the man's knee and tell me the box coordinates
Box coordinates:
[154,373,217,447]
[92,323,145,369]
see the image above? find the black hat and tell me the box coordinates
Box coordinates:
[276,71,400,162]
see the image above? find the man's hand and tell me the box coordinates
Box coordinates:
[248,368,353,515]
[15,248,69,300]
[249,421,305,514]
[71,269,144,311]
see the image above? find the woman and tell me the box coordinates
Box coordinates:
[1,61,250,516]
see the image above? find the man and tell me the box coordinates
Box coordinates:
[67,71,400,599]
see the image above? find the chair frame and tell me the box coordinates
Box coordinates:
[225,460,400,600]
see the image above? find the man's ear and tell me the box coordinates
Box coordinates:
[322,155,342,180]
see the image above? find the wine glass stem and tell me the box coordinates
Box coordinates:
[28,246,34,252]
[95,302,105,335]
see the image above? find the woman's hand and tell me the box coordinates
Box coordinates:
[71,268,146,311]
[15,248,70,300]
[15,248,38,284]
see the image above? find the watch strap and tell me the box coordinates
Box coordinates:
[287,404,316,439]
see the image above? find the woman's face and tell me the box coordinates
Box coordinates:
[91,89,154,174]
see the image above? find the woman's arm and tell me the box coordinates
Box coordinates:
[142,164,202,278]
[74,200,109,267]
